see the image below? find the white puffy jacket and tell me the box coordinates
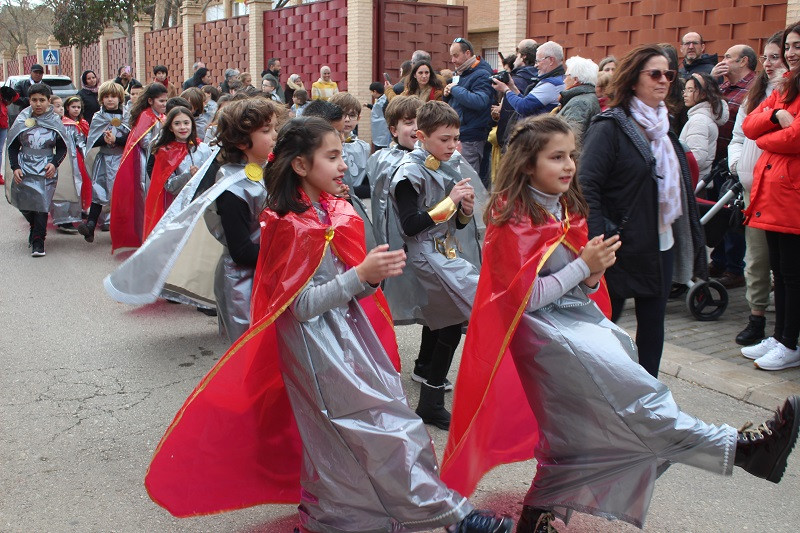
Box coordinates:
[679,100,729,180]
[728,84,777,192]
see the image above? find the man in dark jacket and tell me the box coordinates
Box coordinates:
[261,58,285,103]
[14,63,44,109]
[443,37,494,174]
[495,39,540,147]
[678,32,718,79]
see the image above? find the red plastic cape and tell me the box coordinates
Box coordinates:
[441,203,611,496]
[145,190,400,518]
[62,117,92,210]
[110,108,161,251]
[143,141,189,238]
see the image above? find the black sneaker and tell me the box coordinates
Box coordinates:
[31,239,45,257]
[735,396,800,483]
[517,506,557,533]
[100,223,111,232]
[77,221,96,243]
[452,509,513,532]
[57,223,78,234]
[197,306,218,317]
[735,315,766,346]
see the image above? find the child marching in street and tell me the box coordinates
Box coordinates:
[51,95,91,232]
[78,81,130,243]
[442,115,800,532]
[143,115,513,533]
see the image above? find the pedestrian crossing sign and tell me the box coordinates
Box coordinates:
[42,49,60,66]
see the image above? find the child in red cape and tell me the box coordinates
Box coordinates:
[442,115,800,531]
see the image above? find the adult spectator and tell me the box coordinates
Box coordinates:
[261,58,285,103]
[740,21,800,370]
[385,60,444,102]
[285,74,304,107]
[114,66,140,97]
[599,56,617,74]
[184,68,212,89]
[708,44,757,289]
[728,32,786,347]
[14,63,44,109]
[78,70,101,124]
[511,39,539,89]
[311,66,339,101]
[679,73,728,182]
[555,56,600,139]
[220,69,240,94]
[183,61,206,89]
[443,37,494,174]
[678,32,717,79]
[238,72,254,91]
[392,61,413,95]
[596,71,612,110]
[579,44,706,378]
[660,43,689,134]
[412,50,431,64]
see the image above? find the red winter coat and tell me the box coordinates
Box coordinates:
[742,82,800,235]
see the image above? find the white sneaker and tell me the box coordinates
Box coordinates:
[742,336,780,360]
[754,344,800,371]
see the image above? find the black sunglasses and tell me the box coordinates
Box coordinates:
[640,69,676,82]
[452,37,473,53]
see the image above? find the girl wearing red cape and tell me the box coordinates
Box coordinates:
[143,106,212,238]
[441,116,799,531]
[144,117,512,533]
[110,83,167,251]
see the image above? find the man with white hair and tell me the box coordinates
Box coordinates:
[556,56,601,138]
[491,41,565,143]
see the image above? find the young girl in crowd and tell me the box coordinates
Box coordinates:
[7,83,71,257]
[679,73,728,182]
[290,88,309,117]
[442,115,799,532]
[110,82,167,251]
[180,87,208,140]
[52,95,91,231]
[202,93,232,143]
[47,94,82,232]
[143,106,213,238]
[144,115,512,533]
[79,81,130,243]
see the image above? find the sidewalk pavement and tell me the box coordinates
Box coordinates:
[617,283,800,411]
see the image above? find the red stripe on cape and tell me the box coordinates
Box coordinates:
[142,141,190,238]
[145,191,400,517]
[63,117,92,210]
[110,108,160,251]
[441,204,611,496]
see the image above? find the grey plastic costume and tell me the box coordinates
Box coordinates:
[50,121,87,224]
[203,164,266,344]
[104,148,223,309]
[4,106,79,214]
[86,109,131,207]
[163,143,214,198]
[385,148,483,328]
[511,188,736,528]
[341,138,376,251]
[277,202,472,533]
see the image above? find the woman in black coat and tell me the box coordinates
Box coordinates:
[578,44,706,378]
[78,70,101,124]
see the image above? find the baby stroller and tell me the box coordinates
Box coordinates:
[673,159,745,321]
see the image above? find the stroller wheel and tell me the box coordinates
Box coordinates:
[686,280,728,321]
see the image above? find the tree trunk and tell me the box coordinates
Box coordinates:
[154,0,167,29]
[76,44,83,81]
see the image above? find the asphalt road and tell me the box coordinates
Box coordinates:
[1,204,798,532]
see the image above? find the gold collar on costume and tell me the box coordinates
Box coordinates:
[344,136,355,143]
[110,117,122,127]
[244,163,264,182]
[424,154,440,171]
[24,118,37,128]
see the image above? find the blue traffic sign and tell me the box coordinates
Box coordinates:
[42,49,60,66]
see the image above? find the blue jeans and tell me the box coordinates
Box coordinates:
[710,231,745,276]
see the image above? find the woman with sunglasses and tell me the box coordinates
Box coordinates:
[579,44,707,378]
[740,22,800,371]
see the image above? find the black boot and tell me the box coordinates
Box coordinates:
[735,315,766,346]
[516,506,556,533]
[451,509,513,533]
[415,382,450,430]
[78,220,96,243]
[735,396,800,483]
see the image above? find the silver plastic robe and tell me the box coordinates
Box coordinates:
[511,243,736,529]
[277,202,472,533]
[51,120,87,224]
[385,148,484,328]
[204,163,267,344]
[86,109,131,207]
[4,106,80,214]
[104,148,223,309]
[341,138,377,251]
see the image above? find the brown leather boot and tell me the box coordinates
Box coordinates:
[735,396,800,483]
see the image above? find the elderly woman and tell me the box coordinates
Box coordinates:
[579,44,706,378]
[554,55,601,138]
[219,68,240,94]
[311,66,339,101]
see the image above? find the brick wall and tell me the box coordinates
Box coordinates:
[59,46,73,79]
[107,37,136,77]
[145,26,184,85]
[469,31,500,61]
[788,0,800,22]
[527,0,788,62]
[7,59,19,76]
[22,55,36,74]
[194,15,249,87]
[376,1,467,80]
[82,42,101,78]
[263,0,348,91]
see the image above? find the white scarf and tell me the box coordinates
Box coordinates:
[629,96,682,232]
